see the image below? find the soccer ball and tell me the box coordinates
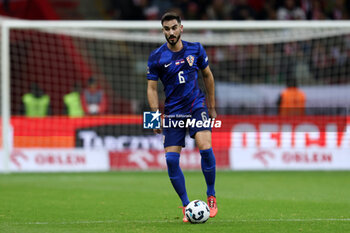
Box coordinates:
[185,200,210,224]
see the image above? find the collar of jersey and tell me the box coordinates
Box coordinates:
[165,40,187,53]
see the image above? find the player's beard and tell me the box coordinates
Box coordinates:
[166,34,181,46]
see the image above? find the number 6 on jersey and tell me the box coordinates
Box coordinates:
[178,71,185,84]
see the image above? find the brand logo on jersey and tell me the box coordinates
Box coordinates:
[164,62,171,68]
[143,110,161,129]
[175,59,185,66]
[186,55,194,66]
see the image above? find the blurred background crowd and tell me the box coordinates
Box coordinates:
[2,0,349,85]
[103,0,350,21]
[2,0,350,21]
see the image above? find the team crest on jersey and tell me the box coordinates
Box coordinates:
[186,55,194,66]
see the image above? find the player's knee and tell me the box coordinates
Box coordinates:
[195,131,212,150]
[197,141,212,150]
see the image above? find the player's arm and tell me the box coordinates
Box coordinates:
[147,80,162,134]
[201,66,217,118]
[147,80,159,111]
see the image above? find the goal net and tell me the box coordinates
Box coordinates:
[1,20,350,172]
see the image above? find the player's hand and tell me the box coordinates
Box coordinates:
[153,117,163,134]
[209,108,217,119]
[153,128,162,134]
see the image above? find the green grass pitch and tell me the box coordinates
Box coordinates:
[0,171,349,233]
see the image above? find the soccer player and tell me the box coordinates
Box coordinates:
[147,12,218,222]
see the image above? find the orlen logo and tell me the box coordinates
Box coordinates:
[10,150,28,169]
[253,150,275,167]
[35,153,86,165]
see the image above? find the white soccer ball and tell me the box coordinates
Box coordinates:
[185,200,210,224]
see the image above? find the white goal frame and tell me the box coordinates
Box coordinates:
[2,19,350,173]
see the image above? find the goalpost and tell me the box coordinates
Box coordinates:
[2,20,350,173]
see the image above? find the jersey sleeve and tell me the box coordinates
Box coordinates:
[197,43,209,70]
[147,54,159,81]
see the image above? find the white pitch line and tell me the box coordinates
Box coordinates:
[10,218,350,225]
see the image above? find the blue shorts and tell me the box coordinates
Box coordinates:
[163,107,211,148]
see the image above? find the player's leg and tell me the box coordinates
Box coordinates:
[163,126,190,222]
[165,146,189,222]
[189,107,218,217]
[195,130,216,196]
[165,145,190,207]
[194,130,218,217]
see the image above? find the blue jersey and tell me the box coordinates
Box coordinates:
[147,41,209,115]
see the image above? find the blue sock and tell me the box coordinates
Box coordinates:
[166,152,190,207]
[200,148,216,197]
